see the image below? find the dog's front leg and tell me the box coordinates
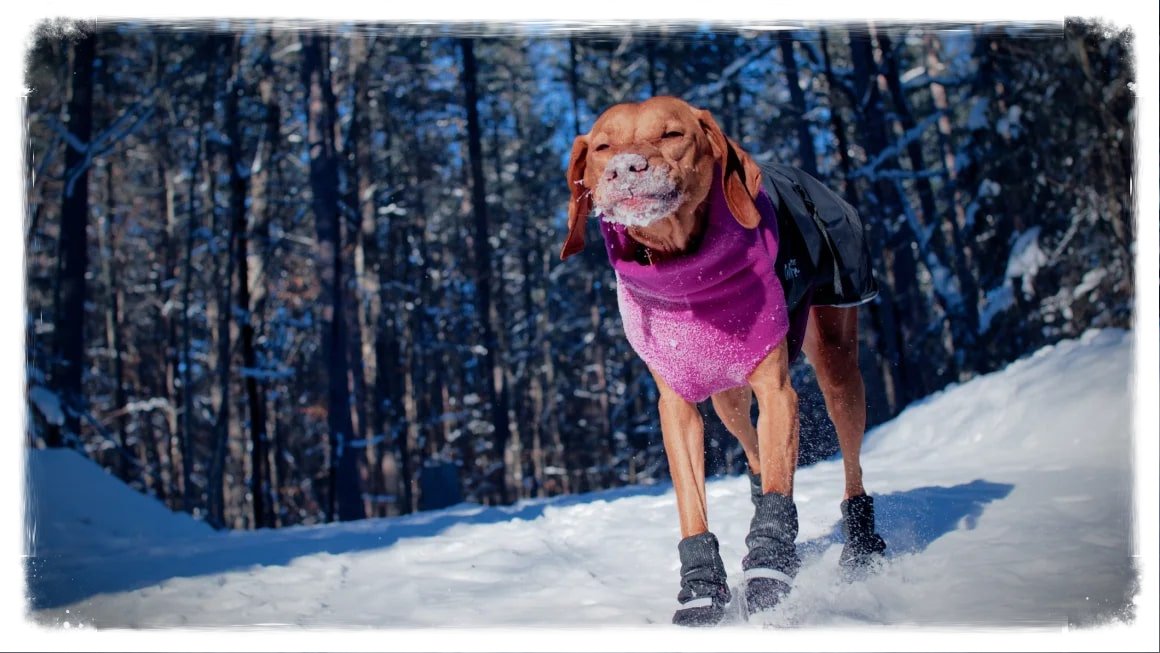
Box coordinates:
[740,341,803,615]
[652,368,734,626]
[651,368,708,537]
[747,341,799,497]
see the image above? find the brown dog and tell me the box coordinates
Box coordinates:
[561,97,885,624]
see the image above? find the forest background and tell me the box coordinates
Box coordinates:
[22,18,1136,531]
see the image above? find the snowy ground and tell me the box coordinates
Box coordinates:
[25,330,1140,631]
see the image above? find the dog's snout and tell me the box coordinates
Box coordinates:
[604,153,650,182]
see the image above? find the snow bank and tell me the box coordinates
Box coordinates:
[27,330,1138,630]
[26,448,213,560]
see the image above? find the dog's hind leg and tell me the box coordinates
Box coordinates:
[712,386,767,507]
[710,386,760,475]
[801,305,866,500]
[802,305,886,572]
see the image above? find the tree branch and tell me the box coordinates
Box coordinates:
[686,42,778,103]
[849,110,945,180]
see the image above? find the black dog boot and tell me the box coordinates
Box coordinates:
[672,532,732,626]
[742,492,801,615]
[839,494,887,578]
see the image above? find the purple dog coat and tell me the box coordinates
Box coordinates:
[600,173,810,403]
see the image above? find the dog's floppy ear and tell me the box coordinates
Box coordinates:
[560,135,592,260]
[697,109,763,229]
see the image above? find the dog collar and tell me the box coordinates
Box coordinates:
[624,198,712,266]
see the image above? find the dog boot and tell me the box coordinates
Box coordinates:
[742,492,801,615]
[839,494,887,578]
[672,532,732,627]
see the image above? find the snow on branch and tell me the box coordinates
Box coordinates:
[45,116,88,154]
[850,111,945,181]
[240,366,295,381]
[686,44,778,103]
[902,72,972,91]
[1046,202,1095,266]
[51,99,158,197]
[868,168,947,181]
[978,282,1016,334]
[101,397,175,422]
[28,385,64,426]
[1005,226,1047,298]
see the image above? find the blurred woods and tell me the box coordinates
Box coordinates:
[23,21,1134,530]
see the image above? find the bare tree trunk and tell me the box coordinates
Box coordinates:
[209,35,237,521]
[816,29,895,419]
[645,39,659,97]
[301,33,365,522]
[399,216,427,512]
[224,37,271,530]
[485,103,523,499]
[211,183,237,521]
[374,103,414,516]
[510,102,540,499]
[820,30,859,205]
[848,28,918,408]
[568,38,583,137]
[540,301,566,494]
[49,30,96,448]
[151,42,182,501]
[188,45,220,526]
[718,37,737,138]
[343,34,378,517]
[361,78,389,517]
[878,30,979,359]
[778,33,819,176]
[271,392,288,527]
[460,38,512,504]
[924,33,984,358]
[248,37,280,526]
[99,161,129,479]
[562,36,602,491]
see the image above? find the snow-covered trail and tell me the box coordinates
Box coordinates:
[27,330,1137,629]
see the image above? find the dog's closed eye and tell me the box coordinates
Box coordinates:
[662,131,684,139]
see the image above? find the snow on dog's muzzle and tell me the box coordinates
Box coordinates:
[594,153,682,228]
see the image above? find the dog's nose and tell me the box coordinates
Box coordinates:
[604,153,650,182]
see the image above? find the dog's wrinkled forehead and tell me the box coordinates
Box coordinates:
[591,97,700,142]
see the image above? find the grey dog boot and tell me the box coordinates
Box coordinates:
[672,532,732,627]
[839,494,887,578]
[742,492,801,615]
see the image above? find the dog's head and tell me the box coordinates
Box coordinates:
[560,96,764,260]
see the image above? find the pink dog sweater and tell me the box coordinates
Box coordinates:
[600,174,805,403]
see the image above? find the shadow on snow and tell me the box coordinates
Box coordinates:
[797,478,1016,561]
